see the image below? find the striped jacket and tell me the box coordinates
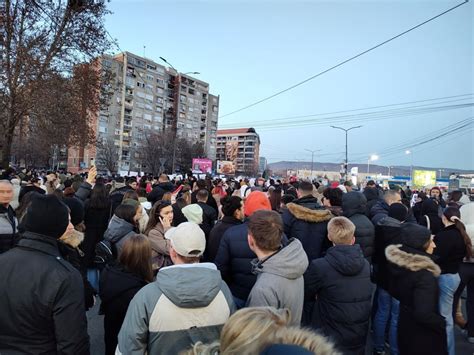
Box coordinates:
[117,263,236,355]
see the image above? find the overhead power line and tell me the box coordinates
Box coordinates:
[220,1,469,119]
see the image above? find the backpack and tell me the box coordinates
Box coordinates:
[94,232,130,266]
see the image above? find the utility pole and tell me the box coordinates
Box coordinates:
[331,125,362,181]
[304,149,320,180]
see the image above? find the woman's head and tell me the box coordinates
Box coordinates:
[219,307,290,354]
[221,195,244,220]
[145,200,173,235]
[443,206,472,259]
[123,190,139,201]
[115,203,141,226]
[322,188,343,207]
[89,183,109,209]
[118,234,153,282]
[430,187,441,199]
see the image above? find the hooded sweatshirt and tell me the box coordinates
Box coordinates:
[247,238,309,325]
[103,215,136,256]
[117,263,236,355]
[304,244,371,354]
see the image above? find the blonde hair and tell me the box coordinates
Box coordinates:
[220,307,290,354]
[327,216,355,245]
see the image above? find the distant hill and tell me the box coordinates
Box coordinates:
[267,161,474,177]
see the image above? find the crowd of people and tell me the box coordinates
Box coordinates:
[0,166,473,355]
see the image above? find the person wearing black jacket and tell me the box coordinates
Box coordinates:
[207,195,244,262]
[110,177,137,215]
[281,181,333,261]
[147,174,175,206]
[18,176,45,203]
[99,234,152,355]
[196,189,218,238]
[191,179,219,212]
[419,198,444,235]
[304,216,371,355]
[342,191,375,261]
[0,194,90,355]
[386,223,447,355]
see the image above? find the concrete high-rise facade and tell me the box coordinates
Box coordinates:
[216,128,260,175]
[68,51,219,173]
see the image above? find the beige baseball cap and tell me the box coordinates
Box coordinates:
[164,222,206,257]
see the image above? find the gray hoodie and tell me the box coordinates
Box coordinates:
[247,238,309,325]
[117,263,236,355]
[103,215,136,255]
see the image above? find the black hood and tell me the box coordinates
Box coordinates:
[293,195,320,210]
[342,191,367,217]
[421,198,439,215]
[99,263,147,303]
[158,182,175,192]
[363,188,380,202]
[326,244,366,276]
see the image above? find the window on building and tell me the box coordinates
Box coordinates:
[144,113,152,121]
[145,103,153,111]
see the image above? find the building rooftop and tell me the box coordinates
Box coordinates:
[217,128,256,135]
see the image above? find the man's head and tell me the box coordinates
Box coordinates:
[196,189,209,203]
[158,174,169,184]
[322,187,343,207]
[165,222,205,264]
[221,195,245,221]
[343,180,353,192]
[384,190,402,206]
[24,194,70,239]
[0,180,13,206]
[327,216,356,246]
[388,203,408,222]
[297,181,313,198]
[366,180,376,188]
[247,210,283,255]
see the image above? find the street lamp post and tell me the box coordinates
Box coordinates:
[331,125,362,181]
[367,154,379,177]
[405,150,413,184]
[159,56,200,173]
[304,149,320,180]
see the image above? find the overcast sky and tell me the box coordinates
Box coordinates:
[106,0,473,170]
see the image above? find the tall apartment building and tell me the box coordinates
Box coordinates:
[216,128,260,175]
[68,51,219,173]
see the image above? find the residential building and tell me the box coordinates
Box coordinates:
[67,51,219,173]
[216,128,260,175]
[259,156,267,173]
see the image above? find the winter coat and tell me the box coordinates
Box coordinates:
[460,203,474,256]
[247,238,309,325]
[103,215,137,256]
[304,244,372,355]
[385,245,447,355]
[18,184,45,203]
[0,231,90,355]
[83,199,111,267]
[282,195,333,261]
[147,223,172,271]
[207,216,243,262]
[192,189,219,212]
[373,217,403,290]
[197,201,218,232]
[99,263,148,355]
[172,203,187,226]
[147,182,175,206]
[0,204,18,254]
[110,185,135,216]
[58,230,95,310]
[117,263,236,355]
[363,187,381,216]
[215,221,289,301]
[433,224,466,274]
[419,199,444,235]
[342,192,375,261]
[370,200,390,226]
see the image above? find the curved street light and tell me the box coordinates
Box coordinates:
[331,125,362,180]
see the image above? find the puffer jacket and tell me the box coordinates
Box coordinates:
[304,244,371,355]
[0,232,90,354]
[117,263,236,355]
[0,204,18,254]
[363,187,381,216]
[282,195,333,261]
[342,192,375,261]
[247,238,308,325]
[103,215,137,256]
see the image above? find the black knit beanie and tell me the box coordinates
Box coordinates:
[401,223,431,251]
[388,203,408,222]
[24,194,69,239]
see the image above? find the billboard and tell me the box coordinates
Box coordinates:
[412,170,436,188]
[217,160,236,175]
[192,158,212,174]
[225,140,239,161]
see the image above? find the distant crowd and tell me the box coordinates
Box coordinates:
[0,166,473,355]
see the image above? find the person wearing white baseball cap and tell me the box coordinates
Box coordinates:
[117,222,236,355]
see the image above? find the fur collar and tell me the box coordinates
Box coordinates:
[59,230,84,248]
[385,244,440,277]
[287,203,333,223]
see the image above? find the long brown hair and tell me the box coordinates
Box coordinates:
[444,207,473,259]
[144,200,172,236]
[118,234,153,282]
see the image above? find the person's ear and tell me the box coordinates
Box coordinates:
[351,236,356,245]
[247,233,255,249]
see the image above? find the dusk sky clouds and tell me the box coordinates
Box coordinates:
[106,0,473,170]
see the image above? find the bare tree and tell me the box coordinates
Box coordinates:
[175,138,205,173]
[0,0,111,168]
[96,138,119,174]
[139,131,172,175]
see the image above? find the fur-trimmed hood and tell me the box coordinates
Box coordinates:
[59,229,84,249]
[287,203,333,223]
[385,244,440,277]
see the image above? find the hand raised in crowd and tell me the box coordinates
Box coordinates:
[87,166,97,185]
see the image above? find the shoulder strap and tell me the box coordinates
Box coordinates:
[424,215,430,230]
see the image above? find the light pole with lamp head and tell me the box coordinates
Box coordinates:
[304,148,321,181]
[159,56,200,173]
[405,150,413,184]
[331,125,362,181]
